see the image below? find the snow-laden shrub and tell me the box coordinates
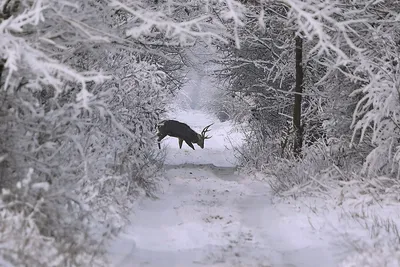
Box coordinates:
[340,245,400,267]
[350,41,400,178]
[0,168,107,267]
[261,142,341,197]
[235,121,281,171]
[0,3,117,263]
[336,175,400,207]
[338,213,400,267]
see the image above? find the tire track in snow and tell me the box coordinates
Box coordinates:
[109,166,292,267]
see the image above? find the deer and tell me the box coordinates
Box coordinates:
[156,120,213,150]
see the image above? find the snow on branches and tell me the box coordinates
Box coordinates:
[281,0,400,177]
[109,0,246,47]
[0,0,246,266]
[1,0,109,104]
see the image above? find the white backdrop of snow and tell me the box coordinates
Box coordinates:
[107,108,345,267]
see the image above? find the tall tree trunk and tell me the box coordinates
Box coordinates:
[293,35,304,156]
[0,61,4,84]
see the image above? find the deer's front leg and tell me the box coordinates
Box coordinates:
[185,140,195,150]
[157,133,167,149]
[178,138,183,149]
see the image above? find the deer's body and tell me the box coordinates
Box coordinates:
[157,120,212,150]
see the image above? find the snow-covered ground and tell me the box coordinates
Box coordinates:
[107,109,353,267]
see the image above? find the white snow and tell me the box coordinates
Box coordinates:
[107,108,349,267]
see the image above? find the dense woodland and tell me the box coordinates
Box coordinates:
[0,0,399,266]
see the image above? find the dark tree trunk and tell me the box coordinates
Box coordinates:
[0,61,3,84]
[293,35,304,156]
[0,58,4,84]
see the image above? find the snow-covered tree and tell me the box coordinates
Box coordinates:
[286,0,400,176]
[0,0,248,265]
[213,2,314,165]
[209,0,400,203]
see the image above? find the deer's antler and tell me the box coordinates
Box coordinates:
[200,123,213,139]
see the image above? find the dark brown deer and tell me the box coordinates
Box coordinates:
[157,120,213,150]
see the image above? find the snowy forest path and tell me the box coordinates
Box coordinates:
[108,110,338,267]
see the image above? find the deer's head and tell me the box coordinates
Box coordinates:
[196,123,213,148]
